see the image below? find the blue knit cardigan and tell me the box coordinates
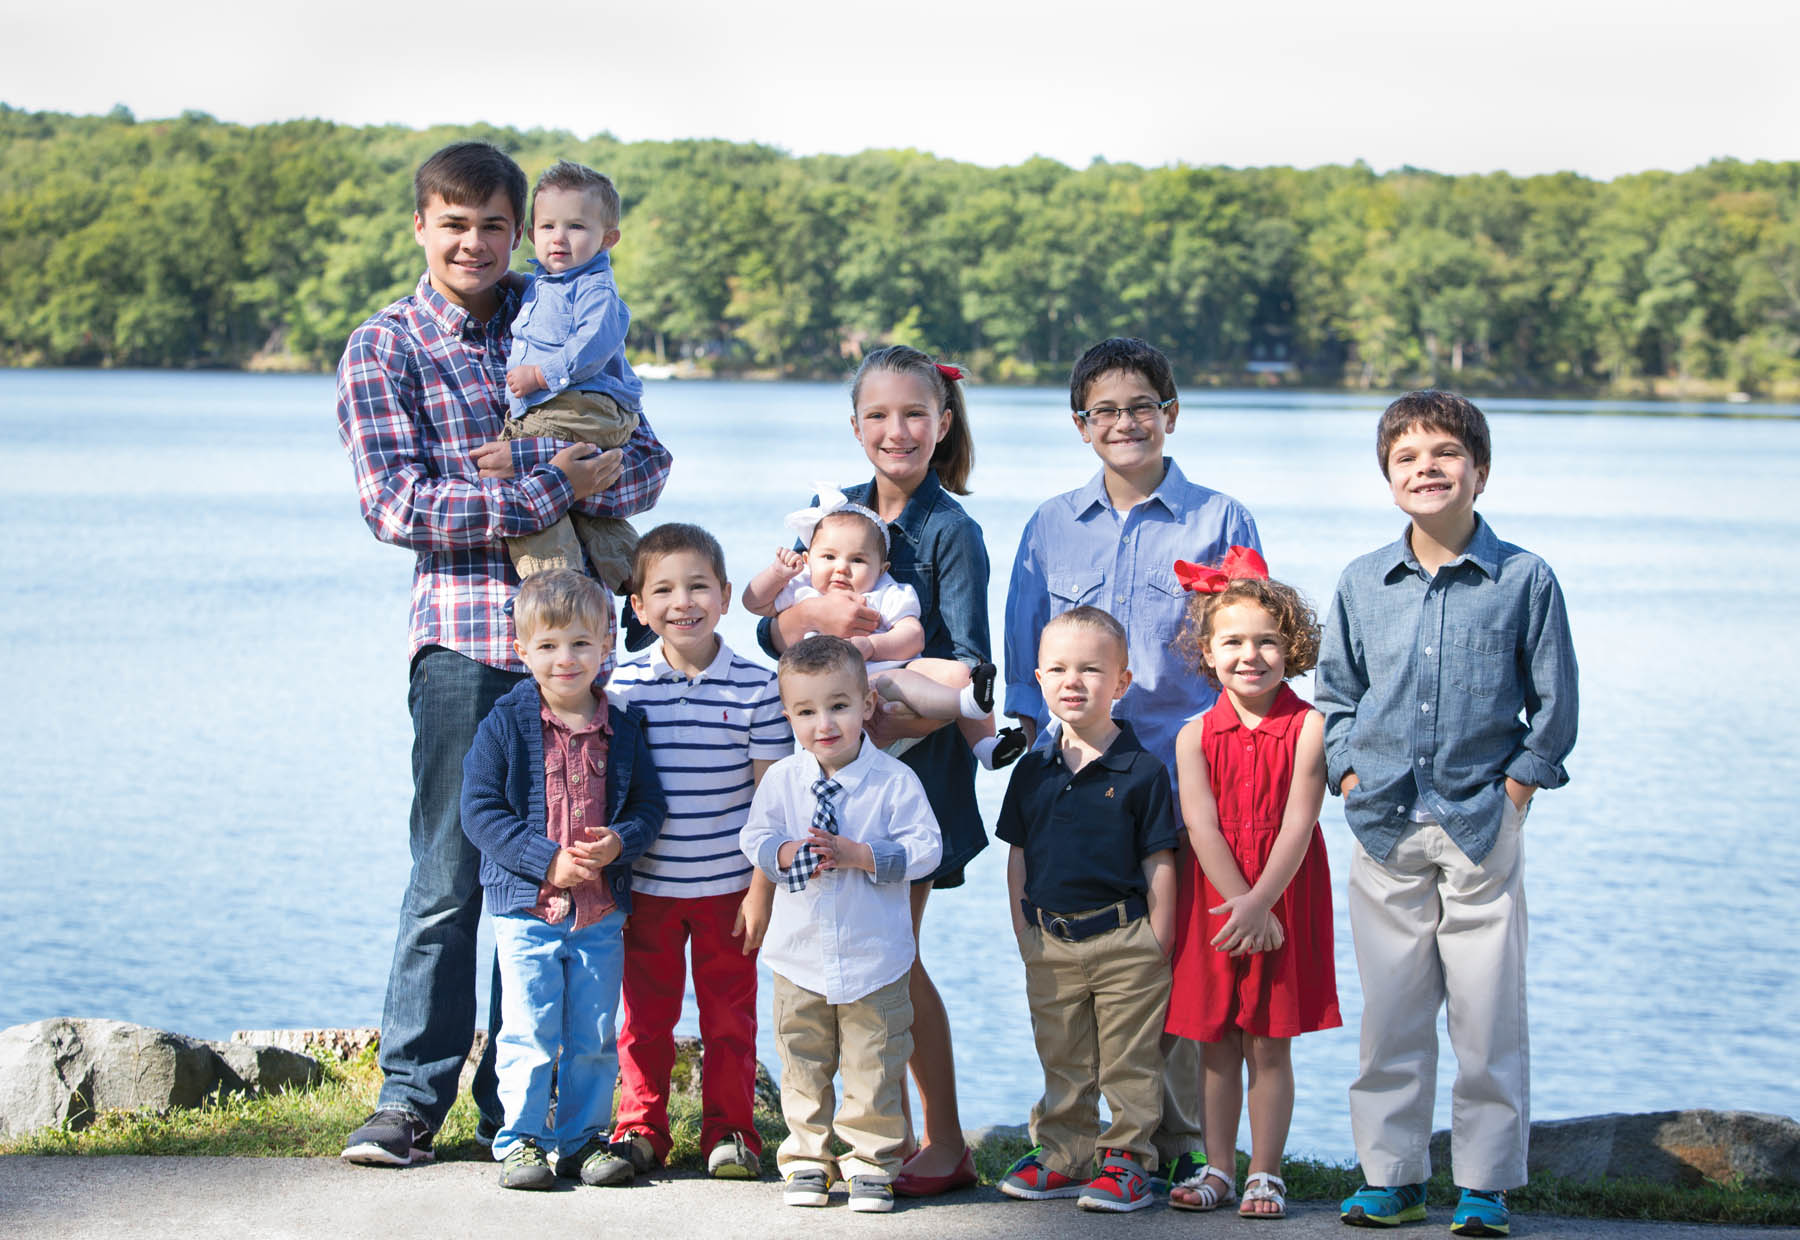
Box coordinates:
[460,677,665,917]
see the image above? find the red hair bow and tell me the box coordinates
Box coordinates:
[1173,545,1269,593]
[935,362,963,382]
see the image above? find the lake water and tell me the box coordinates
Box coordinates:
[3,369,1797,1160]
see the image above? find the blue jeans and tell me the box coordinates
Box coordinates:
[491,908,626,1158]
[375,647,524,1132]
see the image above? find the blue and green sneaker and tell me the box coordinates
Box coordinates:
[1341,1181,1428,1226]
[1450,1188,1509,1236]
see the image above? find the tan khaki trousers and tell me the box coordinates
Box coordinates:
[500,391,640,592]
[771,972,913,1181]
[1020,914,1170,1178]
[1347,798,1530,1190]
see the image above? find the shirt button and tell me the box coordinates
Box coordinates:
[573,806,584,817]
[1417,756,1427,766]
[1424,645,1433,655]
[1395,806,1404,815]
[1420,703,1431,713]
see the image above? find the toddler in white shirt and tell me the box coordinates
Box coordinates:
[740,635,942,1213]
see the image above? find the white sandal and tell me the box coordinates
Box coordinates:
[1168,1162,1235,1212]
[1239,1171,1287,1220]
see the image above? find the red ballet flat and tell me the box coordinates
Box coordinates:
[892,1145,978,1197]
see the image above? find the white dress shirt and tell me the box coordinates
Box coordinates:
[741,736,941,1003]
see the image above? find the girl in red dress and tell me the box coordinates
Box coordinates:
[1164,548,1340,1220]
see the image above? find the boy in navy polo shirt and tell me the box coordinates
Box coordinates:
[996,606,1178,1214]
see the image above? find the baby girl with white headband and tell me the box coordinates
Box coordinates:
[744,485,1026,770]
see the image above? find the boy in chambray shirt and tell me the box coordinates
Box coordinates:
[500,160,646,596]
[1316,390,1577,1237]
[1003,336,1258,1189]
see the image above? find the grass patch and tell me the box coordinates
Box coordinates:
[5,1047,1797,1225]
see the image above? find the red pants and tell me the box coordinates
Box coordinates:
[614,889,762,1160]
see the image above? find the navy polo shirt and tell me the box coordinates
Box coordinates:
[996,719,1180,914]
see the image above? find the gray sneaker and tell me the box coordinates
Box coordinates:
[706,1132,761,1179]
[849,1176,895,1213]
[581,1132,657,1186]
[498,1140,555,1190]
[784,1168,831,1207]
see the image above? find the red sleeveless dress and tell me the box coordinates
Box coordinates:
[1165,683,1340,1041]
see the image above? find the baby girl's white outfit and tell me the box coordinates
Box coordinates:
[775,574,921,672]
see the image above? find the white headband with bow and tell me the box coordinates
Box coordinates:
[783,482,889,551]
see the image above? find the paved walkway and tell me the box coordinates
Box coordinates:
[2,1156,1794,1239]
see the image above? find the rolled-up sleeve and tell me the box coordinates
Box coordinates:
[1505,565,1579,790]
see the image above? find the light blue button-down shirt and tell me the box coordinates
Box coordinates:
[1315,515,1579,864]
[506,251,643,418]
[1003,458,1261,773]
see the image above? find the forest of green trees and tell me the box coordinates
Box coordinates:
[3,105,1798,393]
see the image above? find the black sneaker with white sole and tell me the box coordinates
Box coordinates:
[341,1109,434,1166]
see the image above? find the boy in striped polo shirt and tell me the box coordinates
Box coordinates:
[588,523,794,1184]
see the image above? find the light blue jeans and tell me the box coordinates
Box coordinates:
[491,907,626,1159]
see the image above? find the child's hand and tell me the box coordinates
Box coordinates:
[585,826,623,868]
[547,843,603,889]
[733,889,771,953]
[1504,776,1535,813]
[770,547,805,578]
[506,364,546,397]
[1209,892,1279,955]
[805,828,874,875]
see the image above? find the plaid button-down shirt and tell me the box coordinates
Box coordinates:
[336,274,672,675]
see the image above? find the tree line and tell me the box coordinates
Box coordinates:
[3,104,1798,393]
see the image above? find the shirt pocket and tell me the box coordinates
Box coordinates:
[1447,625,1512,698]
[1048,572,1103,610]
[1143,567,1192,634]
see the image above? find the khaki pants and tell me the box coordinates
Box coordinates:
[1019,914,1170,1178]
[1347,798,1530,1190]
[771,972,913,1182]
[499,391,640,593]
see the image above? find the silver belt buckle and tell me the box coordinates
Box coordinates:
[1046,914,1074,941]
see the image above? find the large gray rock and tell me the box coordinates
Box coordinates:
[1428,1110,1800,1187]
[0,1018,321,1139]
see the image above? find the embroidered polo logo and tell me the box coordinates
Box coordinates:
[1105,786,1115,798]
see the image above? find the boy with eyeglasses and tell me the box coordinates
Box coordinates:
[1001,335,1260,1198]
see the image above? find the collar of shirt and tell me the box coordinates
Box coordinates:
[1071,457,1193,522]
[647,637,736,685]
[538,685,614,737]
[411,271,519,340]
[1044,717,1145,775]
[526,250,614,284]
[795,730,879,795]
[846,468,942,555]
[1205,682,1305,739]
[1381,513,1501,583]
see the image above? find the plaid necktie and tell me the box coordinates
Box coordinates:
[783,777,842,892]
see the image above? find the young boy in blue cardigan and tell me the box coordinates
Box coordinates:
[461,569,666,1189]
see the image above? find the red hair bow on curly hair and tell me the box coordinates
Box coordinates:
[934,362,963,382]
[1172,545,1269,593]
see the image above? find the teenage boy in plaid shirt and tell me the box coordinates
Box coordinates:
[336,141,672,1166]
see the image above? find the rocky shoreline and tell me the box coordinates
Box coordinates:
[3,1018,1796,1191]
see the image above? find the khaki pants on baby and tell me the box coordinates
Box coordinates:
[1019,913,1170,1178]
[772,972,913,1182]
[499,391,640,592]
[1347,796,1530,1191]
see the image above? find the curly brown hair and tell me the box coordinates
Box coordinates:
[1175,576,1321,688]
